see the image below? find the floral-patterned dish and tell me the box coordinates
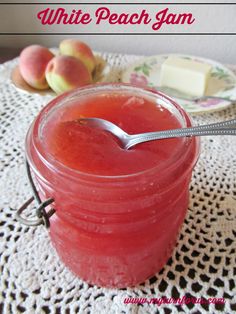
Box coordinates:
[121,54,236,114]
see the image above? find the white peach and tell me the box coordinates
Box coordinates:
[45,55,92,94]
[59,39,96,73]
[19,45,54,90]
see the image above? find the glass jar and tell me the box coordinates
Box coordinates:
[25,84,200,288]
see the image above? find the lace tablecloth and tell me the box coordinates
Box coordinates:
[0,53,236,314]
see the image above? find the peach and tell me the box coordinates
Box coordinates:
[45,55,92,94]
[19,45,54,90]
[59,39,96,74]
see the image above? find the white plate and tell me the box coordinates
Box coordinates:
[11,54,111,97]
[122,54,236,114]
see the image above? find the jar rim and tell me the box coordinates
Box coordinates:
[26,83,200,182]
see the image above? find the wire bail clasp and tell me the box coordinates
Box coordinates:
[15,160,56,228]
[15,197,55,228]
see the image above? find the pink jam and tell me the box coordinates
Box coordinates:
[26,84,199,287]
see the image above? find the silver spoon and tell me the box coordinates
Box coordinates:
[78,118,236,150]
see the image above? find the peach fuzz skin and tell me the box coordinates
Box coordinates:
[45,55,92,94]
[59,39,96,73]
[19,45,54,90]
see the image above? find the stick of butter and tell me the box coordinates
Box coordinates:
[160,56,212,97]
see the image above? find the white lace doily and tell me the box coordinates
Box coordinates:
[0,53,236,314]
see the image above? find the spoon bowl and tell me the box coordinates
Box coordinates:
[78,117,236,150]
[78,118,131,148]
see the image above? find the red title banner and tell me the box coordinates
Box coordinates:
[0,3,235,35]
[37,6,195,31]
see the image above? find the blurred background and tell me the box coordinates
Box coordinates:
[0,0,235,64]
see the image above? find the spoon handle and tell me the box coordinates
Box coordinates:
[126,119,236,149]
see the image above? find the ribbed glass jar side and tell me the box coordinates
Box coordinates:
[25,84,200,287]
